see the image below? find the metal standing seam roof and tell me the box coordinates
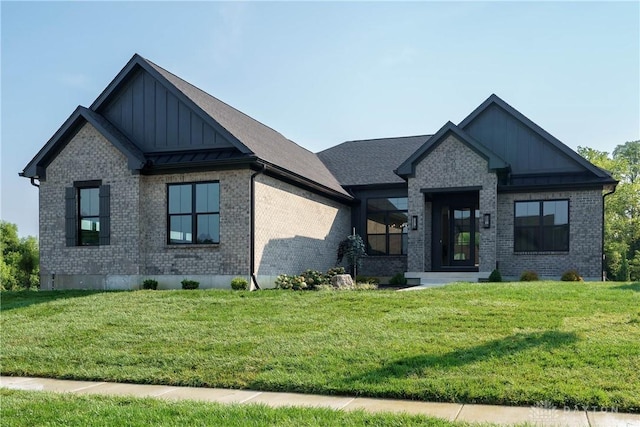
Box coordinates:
[317,135,430,187]
[141,57,351,198]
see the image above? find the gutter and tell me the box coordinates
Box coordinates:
[601,185,617,281]
[250,163,267,290]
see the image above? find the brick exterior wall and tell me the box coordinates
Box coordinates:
[496,189,603,280]
[407,135,498,274]
[254,174,351,287]
[39,123,142,289]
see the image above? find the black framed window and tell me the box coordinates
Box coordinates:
[79,187,100,246]
[168,182,220,244]
[65,181,110,247]
[366,197,408,255]
[514,200,569,252]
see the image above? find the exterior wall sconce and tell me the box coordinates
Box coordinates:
[411,215,418,230]
[483,213,491,229]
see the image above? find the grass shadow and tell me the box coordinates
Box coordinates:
[0,290,110,311]
[348,330,578,383]
[612,282,640,292]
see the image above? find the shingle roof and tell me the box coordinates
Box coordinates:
[317,135,430,186]
[141,57,350,198]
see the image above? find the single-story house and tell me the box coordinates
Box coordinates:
[20,54,617,289]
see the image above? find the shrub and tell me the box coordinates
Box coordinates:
[561,270,583,282]
[389,273,408,287]
[488,269,502,283]
[326,267,345,277]
[181,279,199,290]
[353,282,378,291]
[300,270,328,289]
[230,277,249,290]
[520,270,539,281]
[142,279,158,290]
[275,274,308,290]
[356,276,380,285]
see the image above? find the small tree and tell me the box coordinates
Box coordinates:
[337,234,366,278]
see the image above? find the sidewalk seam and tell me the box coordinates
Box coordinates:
[338,397,356,410]
[70,382,106,392]
[238,392,263,403]
[453,403,464,421]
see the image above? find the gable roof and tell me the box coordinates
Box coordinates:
[395,122,510,177]
[318,135,429,187]
[459,94,612,179]
[20,106,146,179]
[22,54,351,200]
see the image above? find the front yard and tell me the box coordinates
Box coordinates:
[1,282,639,412]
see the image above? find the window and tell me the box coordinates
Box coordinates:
[168,182,220,244]
[79,188,100,245]
[366,197,408,255]
[514,200,569,252]
[65,181,110,247]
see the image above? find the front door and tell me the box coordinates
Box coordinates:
[432,194,479,270]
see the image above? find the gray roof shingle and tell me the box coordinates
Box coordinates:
[317,135,430,186]
[142,57,350,198]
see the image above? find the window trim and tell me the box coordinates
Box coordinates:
[67,180,109,247]
[513,199,569,253]
[366,197,408,256]
[166,181,220,245]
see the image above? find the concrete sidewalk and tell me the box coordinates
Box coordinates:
[2,376,638,426]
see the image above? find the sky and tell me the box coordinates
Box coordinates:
[1,1,639,238]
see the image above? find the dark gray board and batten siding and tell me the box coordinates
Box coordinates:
[101,68,234,153]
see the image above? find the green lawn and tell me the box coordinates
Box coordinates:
[1,389,483,427]
[2,282,639,413]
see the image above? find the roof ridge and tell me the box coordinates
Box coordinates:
[343,134,432,143]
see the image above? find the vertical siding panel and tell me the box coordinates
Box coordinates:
[178,103,190,147]
[131,73,145,145]
[203,123,215,145]
[166,93,179,146]
[191,114,203,145]
[121,85,133,135]
[155,84,167,148]
[144,72,156,150]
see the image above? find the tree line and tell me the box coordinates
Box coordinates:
[1,221,39,290]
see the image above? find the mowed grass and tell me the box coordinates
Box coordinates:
[1,389,480,427]
[2,282,639,412]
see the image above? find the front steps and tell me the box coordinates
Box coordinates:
[404,271,489,287]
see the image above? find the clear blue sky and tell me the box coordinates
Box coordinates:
[2,1,639,238]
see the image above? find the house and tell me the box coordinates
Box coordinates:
[20,54,617,289]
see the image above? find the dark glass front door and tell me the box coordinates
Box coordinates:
[432,194,479,270]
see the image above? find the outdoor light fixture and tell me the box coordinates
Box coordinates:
[411,215,418,230]
[483,213,491,229]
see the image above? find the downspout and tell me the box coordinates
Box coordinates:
[601,185,616,281]
[250,163,267,290]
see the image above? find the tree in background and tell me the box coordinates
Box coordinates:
[1,221,39,290]
[579,140,640,281]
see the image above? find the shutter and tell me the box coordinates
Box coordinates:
[99,185,110,246]
[65,187,77,247]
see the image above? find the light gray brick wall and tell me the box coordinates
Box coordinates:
[39,123,141,288]
[254,173,351,284]
[407,135,498,273]
[497,189,603,280]
[139,169,252,277]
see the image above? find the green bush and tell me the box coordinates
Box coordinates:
[326,267,345,277]
[181,279,199,290]
[389,273,407,287]
[561,270,583,282]
[300,270,328,289]
[520,270,539,281]
[230,277,249,290]
[275,274,308,290]
[356,275,380,285]
[488,269,502,282]
[353,282,378,290]
[142,279,158,290]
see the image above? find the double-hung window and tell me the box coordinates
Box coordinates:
[366,197,408,255]
[514,200,569,252]
[168,182,220,244]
